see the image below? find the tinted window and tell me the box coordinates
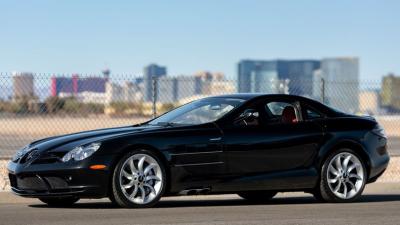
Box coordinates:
[264,101,300,124]
[266,102,294,116]
[306,108,322,119]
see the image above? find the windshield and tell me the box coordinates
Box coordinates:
[148,98,245,126]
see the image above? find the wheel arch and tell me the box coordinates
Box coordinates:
[318,139,372,178]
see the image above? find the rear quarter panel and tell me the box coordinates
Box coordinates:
[315,116,377,169]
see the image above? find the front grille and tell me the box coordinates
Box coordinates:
[45,177,69,189]
[11,175,69,191]
[17,176,48,191]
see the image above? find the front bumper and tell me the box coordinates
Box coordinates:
[364,132,390,183]
[7,155,115,198]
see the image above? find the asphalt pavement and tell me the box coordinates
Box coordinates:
[1,183,400,225]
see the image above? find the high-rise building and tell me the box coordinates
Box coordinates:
[51,74,108,96]
[12,72,35,100]
[313,57,359,113]
[237,60,320,96]
[143,64,167,102]
[381,73,400,112]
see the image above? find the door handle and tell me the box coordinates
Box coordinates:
[209,137,222,142]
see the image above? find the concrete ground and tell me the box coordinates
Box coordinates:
[1,182,400,225]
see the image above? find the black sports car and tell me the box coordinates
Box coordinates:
[8,94,389,208]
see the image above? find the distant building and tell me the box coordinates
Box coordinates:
[105,81,142,104]
[194,71,236,95]
[237,59,320,96]
[154,72,234,103]
[143,64,167,102]
[158,77,176,103]
[105,82,124,104]
[313,57,359,113]
[12,72,35,100]
[194,71,225,95]
[78,92,107,104]
[122,81,141,103]
[51,74,108,97]
[51,76,75,96]
[194,71,224,81]
[157,76,198,103]
[206,80,236,95]
[359,90,380,115]
[176,76,198,101]
[381,74,400,112]
[102,68,111,80]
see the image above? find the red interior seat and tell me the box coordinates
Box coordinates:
[281,106,298,124]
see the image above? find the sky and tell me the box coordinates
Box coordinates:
[0,0,399,80]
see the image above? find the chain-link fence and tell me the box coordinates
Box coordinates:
[0,72,399,158]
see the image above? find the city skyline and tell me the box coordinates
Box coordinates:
[1,1,399,80]
[5,68,399,115]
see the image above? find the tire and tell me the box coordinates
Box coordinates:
[111,149,166,208]
[319,148,367,203]
[311,188,325,202]
[39,197,79,207]
[237,191,277,202]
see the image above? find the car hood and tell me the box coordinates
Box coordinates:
[28,124,162,154]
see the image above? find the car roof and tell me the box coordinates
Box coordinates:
[210,93,342,116]
[210,93,307,101]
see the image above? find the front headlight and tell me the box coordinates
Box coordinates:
[61,142,101,162]
[12,145,31,161]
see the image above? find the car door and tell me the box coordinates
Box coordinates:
[221,98,324,177]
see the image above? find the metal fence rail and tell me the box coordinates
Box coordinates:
[0,72,399,158]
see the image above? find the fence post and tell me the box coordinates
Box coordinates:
[321,77,325,103]
[152,76,158,118]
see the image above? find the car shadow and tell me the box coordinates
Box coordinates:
[28,194,400,209]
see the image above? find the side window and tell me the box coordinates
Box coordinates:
[266,102,293,116]
[264,101,301,124]
[305,107,323,120]
[234,108,260,127]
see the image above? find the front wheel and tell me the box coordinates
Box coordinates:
[319,149,367,203]
[238,191,277,202]
[39,197,79,207]
[111,150,166,208]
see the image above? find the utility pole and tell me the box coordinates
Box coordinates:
[321,77,325,103]
[152,76,158,118]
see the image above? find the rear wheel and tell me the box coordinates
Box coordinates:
[111,150,166,208]
[319,149,367,203]
[238,191,277,202]
[39,197,79,207]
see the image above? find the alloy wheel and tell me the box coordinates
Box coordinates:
[119,153,163,205]
[326,152,365,199]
